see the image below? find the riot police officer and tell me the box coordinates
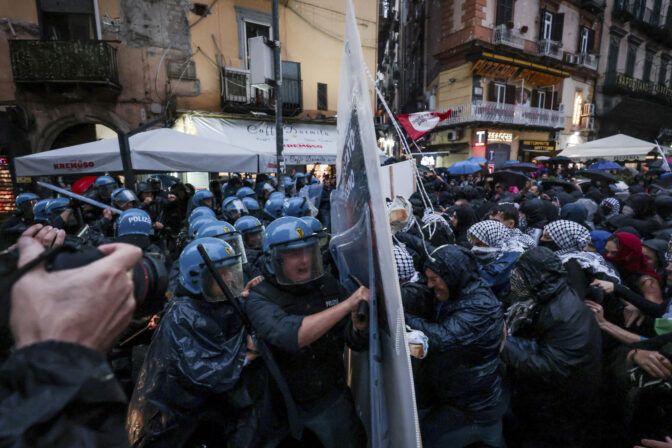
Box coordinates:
[282,197,314,218]
[243,217,369,447]
[222,196,248,223]
[0,192,39,249]
[128,237,266,448]
[137,182,167,233]
[262,196,285,226]
[243,196,263,220]
[94,175,118,204]
[235,215,265,280]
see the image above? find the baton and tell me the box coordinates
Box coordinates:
[37,181,123,214]
[196,244,303,439]
[348,274,369,323]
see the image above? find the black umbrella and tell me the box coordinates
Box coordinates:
[548,156,572,164]
[540,179,579,193]
[493,170,530,190]
[505,162,538,173]
[579,169,617,184]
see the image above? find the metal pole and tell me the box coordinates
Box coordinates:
[117,132,135,192]
[272,0,285,194]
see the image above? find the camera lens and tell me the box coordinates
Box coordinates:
[131,254,168,316]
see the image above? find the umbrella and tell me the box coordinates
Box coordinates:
[588,160,623,170]
[548,156,572,164]
[492,170,530,189]
[534,156,550,161]
[466,156,487,164]
[579,169,617,184]
[506,162,538,173]
[502,160,520,167]
[446,161,482,175]
[540,179,579,193]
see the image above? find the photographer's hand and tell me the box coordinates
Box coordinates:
[8,224,66,250]
[10,236,142,352]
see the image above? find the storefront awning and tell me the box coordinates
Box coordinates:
[471,52,569,86]
[557,134,666,162]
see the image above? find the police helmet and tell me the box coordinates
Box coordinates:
[117,208,154,237]
[269,191,285,201]
[222,196,248,222]
[33,199,51,224]
[282,197,312,217]
[178,237,244,301]
[136,182,153,195]
[112,189,139,210]
[188,216,217,238]
[16,192,39,207]
[284,176,295,189]
[235,215,265,250]
[310,177,320,184]
[196,221,248,264]
[188,206,217,224]
[242,196,260,211]
[45,197,71,222]
[236,186,256,199]
[147,176,162,192]
[94,175,117,188]
[111,187,125,200]
[301,216,328,248]
[263,197,285,220]
[262,216,324,285]
[294,172,304,180]
[193,189,215,208]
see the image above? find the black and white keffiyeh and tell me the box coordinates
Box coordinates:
[544,220,621,282]
[600,197,620,219]
[468,220,529,253]
[394,244,419,282]
[421,209,454,239]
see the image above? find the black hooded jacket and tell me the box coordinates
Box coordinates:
[502,247,602,447]
[405,246,505,424]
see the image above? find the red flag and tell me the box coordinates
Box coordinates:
[396,110,451,140]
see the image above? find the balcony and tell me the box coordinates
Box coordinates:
[221,66,302,116]
[603,71,672,105]
[537,39,563,60]
[581,0,606,12]
[492,24,525,50]
[577,53,598,70]
[440,101,566,129]
[9,40,119,89]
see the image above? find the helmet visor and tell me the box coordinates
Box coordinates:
[225,199,248,220]
[217,232,248,264]
[244,228,264,250]
[201,261,244,301]
[271,239,324,285]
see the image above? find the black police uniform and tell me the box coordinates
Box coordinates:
[244,272,368,447]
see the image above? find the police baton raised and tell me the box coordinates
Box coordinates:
[37,181,123,214]
[196,244,304,439]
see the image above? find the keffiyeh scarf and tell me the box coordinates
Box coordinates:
[394,244,419,282]
[544,220,620,282]
[600,197,621,219]
[468,220,530,253]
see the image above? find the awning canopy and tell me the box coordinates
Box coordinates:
[557,134,667,162]
[178,115,386,165]
[14,128,274,176]
[471,51,570,86]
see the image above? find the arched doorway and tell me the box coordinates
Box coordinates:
[50,123,117,149]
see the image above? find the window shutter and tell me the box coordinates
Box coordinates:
[505,85,516,104]
[532,90,540,107]
[551,13,564,41]
[488,82,496,101]
[587,29,595,53]
[539,9,547,40]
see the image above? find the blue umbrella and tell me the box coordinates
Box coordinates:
[466,156,487,164]
[588,160,623,170]
[502,160,520,167]
[447,161,482,175]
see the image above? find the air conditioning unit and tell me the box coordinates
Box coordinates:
[582,103,595,116]
[564,53,579,64]
[446,130,461,141]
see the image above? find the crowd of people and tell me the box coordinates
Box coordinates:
[1,161,672,448]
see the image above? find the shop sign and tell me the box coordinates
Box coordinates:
[487,131,513,143]
[520,140,555,151]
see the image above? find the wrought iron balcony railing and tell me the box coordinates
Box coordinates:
[604,71,672,104]
[440,100,566,129]
[492,24,525,50]
[536,39,563,60]
[577,53,598,70]
[221,67,303,116]
[9,40,120,88]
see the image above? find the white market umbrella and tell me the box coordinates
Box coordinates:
[557,134,661,162]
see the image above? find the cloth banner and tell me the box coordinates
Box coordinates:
[396,111,451,140]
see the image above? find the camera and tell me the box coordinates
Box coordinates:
[0,243,168,357]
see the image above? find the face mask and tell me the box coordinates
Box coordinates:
[539,239,561,252]
[471,246,501,264]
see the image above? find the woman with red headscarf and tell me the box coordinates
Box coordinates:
[591,232,668,330]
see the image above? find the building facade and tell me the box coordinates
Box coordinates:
[595,0,672,145]
[381,0,603,167]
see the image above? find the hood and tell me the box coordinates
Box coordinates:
[520,198,549,228]
[452,205,477,233]
[642,238,668,270]
[655,195,672,220]
[515,247,567,303]
[625,193,654,218]
[424,245,484,300]
[561,202,588,225]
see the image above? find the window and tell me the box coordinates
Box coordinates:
[661,57,669,86]
[572,91,583,127]
[607,34,621,73]
[539,10,564,41]
[535,90,546,108]
[281,61,302,110]
[37,0,97,40]
[317,83,328,110]
[625,41,638,77]
[495,83,507,104]
[579,27,595,54]
[643,49,654,82]
[235,7,272,69]
[496,0,513,26]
